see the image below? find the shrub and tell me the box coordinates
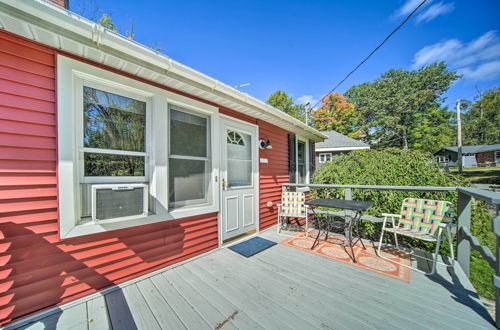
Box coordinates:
[312,148,495,299]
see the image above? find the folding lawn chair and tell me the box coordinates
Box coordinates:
[377,198,456,275]
[277,191,309,238]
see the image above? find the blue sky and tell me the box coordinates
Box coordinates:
[73,0,500,111]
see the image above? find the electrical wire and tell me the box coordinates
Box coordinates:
[310,0,429,109]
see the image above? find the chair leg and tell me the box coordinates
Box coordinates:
[430,229,443,275]
[377,223,386,256]
[393,231,399,249]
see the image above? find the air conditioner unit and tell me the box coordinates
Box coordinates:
[91,184,148,222]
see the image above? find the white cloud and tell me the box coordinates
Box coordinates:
[296,95,318,106]
[393,0,454,23]
[394,0,424,17]
[415,2,454,23]
[411,30,500,81]
[458,60,500,81]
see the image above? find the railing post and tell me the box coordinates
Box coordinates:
[345,187,352,201]
[457,190,472,277]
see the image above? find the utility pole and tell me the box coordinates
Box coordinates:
[305,102,311,126]
[456,99,463,174]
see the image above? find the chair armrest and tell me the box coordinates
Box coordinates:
[439,222,457,228]
[381,213,401,218]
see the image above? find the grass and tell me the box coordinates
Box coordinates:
[451,166,500,184]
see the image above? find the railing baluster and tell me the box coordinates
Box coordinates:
[457,190,472,277]
[345,187,352,201]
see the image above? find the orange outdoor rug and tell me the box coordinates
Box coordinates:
[280,233,412,283]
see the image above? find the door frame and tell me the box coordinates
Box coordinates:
[218,114,260,246]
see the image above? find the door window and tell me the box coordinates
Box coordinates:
[227,130,252,188]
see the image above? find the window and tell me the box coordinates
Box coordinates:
[436,155,449,163]
[495,151,500,163]
[319,153,332,163]
[57,55,219,238]
[226,130,252,187]
[288,134,310,184]
[297,140,306,184]
[82,87,147,178]
[168,107,211,208]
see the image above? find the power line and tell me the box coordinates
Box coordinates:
[310,0,428,110]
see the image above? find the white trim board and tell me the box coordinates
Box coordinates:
[315,146,370,152]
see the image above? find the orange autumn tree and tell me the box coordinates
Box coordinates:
[311,92,364,138]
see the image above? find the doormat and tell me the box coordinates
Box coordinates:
[228,237,277,257]
[280,233,411,283]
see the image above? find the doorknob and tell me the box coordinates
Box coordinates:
[222,178,227,190]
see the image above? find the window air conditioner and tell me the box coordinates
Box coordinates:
[91,184,148,222]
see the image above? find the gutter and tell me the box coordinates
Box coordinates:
[0,0,327,142]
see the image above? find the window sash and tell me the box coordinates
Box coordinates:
[295,138,308,184]
[168,107,212,209]
[77,79,151,184]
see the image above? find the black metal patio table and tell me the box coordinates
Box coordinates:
[305,198,373,262]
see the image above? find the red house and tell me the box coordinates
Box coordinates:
[0,0,325,325]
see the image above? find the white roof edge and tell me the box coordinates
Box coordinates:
[0,0,326,142]
[316,146,371,152]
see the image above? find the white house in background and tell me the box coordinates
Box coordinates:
[315,131,370,167]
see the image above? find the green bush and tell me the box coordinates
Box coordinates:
[312,148,495,299]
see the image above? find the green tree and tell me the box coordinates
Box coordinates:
[345,62,459,152]
[463,87,500,145]
[311,92,363,138]
[266,90,305,122]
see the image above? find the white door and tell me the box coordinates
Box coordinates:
[220,118,258,241]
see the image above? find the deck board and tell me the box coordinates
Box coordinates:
[8,230,495,330]
[149,273,211,330]
[87,296,112,330]
[135,278,187,330]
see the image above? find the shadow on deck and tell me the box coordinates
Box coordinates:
[8,229,495,330]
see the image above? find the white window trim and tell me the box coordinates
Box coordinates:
[319,152,332,163]
[57,55,219,239]
[436,155,449,163]
[495,151,500,163]
[295,136,309,184]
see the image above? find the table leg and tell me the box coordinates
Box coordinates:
[310,208,322,249]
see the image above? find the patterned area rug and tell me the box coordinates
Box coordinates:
[280,233,412,283]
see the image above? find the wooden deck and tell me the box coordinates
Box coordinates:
[8,229,495,330]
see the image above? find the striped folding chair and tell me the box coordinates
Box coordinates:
[377,198,456,275]
[277,191,309,237]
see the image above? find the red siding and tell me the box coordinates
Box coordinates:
[258,121,290,229]
[0,31,220,325]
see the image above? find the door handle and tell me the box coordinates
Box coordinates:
[222,178,227,191]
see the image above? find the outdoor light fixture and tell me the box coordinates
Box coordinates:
[259,138,272,149]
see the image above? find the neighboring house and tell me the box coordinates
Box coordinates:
[434,144,500,167]
[0,0,325,326]
[315,130,370,168]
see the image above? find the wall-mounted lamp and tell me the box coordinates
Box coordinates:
[259,138,272,149]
